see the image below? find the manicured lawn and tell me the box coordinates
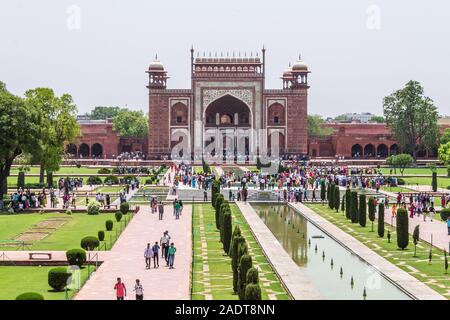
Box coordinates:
[192,204,290,300]
[0,212,127,251]
[306,204,450,299]
[380,185,413,193]
[401,177,450,189]
[378,167,448,175]
[10,166,101,175]
[0,266,91,300]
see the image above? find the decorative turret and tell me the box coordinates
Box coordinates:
[146,54,169,89]
[282,54,310,89]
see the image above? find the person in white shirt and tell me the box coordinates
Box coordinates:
[133,279,144,300]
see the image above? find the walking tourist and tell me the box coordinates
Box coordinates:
[158,201,164,220]
[152,241,160,268]
[167,242,176,269]
[133,279,144,300]
[114,278,127,300]
[160,231,171,262]
[144,243,152,269]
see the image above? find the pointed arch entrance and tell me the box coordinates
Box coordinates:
[203,94,252,160]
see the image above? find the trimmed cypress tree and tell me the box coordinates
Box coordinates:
[345,188,351,219]
[341,194,345,213]
[320,180,326,204]
[231,235,245,294]
[378,203,385,238]
[214,194,224,230]
[219,200,229,241]
[222,211,232,254]
[211,180,221,208]
[358,194,367,227]
[350,191,359,223]
[334,187,340,212]
[396,208,409,250]
[244,267,261,300]
[229,225,241,256]
[412,225,420,257]
[238,254,253,300]
[431,172,437,192]
[368,197,376,232]
[328,183,334,209]
[17,171,25,189]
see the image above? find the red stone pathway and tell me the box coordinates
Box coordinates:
[75,205,192,300]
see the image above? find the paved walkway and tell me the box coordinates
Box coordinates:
[289,202,446,300]
[235,201,322,300]
[110,185,139,207]
[383,207,450,252]
[75,205,192,300]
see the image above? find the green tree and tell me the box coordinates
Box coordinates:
[222,211,232,254]
[368,197,376,231]
[328,183,335,209]
[113,109,148,137]
[390,154,414,176]
[24,88,80,184]
[0,82,39,207]
[431,172,438,192]
[440,128,450,145]
[320,180,326,204]
[412,225,420,257]
[378,203,385,238]
[383,80,439,159]
[238,254,253,300]
[214,194,224,230]
[396,208,409,250]
[358,194,367,227]
[350,191,358,223]
[345,188,351,219]
[334,186,340,212]
[438,142,450,165]
[307,115,333,137]
[370,115,385,123]
[89,106,121,120]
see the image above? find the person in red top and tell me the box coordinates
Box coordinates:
[114,277,127,300]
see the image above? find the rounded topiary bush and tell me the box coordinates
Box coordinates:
[397,178,405,186]
[115,211,122,222]
[120,202,130,215]
[87,176,102,185]
[396,208,409,250]
[98,230,105,241]
[80,236,100,251]
[97,168,111,174]
[246,267,259,284]
[104,175,119,185]
[87,201,100,215]
[16,292,44,300]
[66,248,86,267]
[244,283,262,300]
[441,208,450,222]
[105,220,114,231]
[48,267,71,291]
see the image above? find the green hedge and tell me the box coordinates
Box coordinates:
[48,267,71,291]
[98,230,105,241]
[104,175,119,185]
[378,203,385,238]
[87,176,103,185]
[358,194,367,227]
[120,202,130,215]
[115,211,123,222]
[350,191,358,223]
[87,201,100,215]
[98,168,111,174]
[16,292,44,300]
[80,236,100,250]
[441,208,450,221]
[106,220,114,231]
[396,208,409,250]
[66,249,86,267]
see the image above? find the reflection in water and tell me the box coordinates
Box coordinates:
[252,204,411,300]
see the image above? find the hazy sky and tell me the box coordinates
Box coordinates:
[1,0,449,117]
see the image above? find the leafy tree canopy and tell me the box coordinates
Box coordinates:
[383,80,439,159]
[370,115,385,123]
[440,128,450,145]
[113,109,148,137]
[308,115,333,137]
[438,142,450,165]
[88,106,121,120]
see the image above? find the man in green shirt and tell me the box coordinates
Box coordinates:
[167,243,177,269]
[174,201,181,219]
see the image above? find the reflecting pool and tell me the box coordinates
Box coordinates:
[251,204,411,300]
